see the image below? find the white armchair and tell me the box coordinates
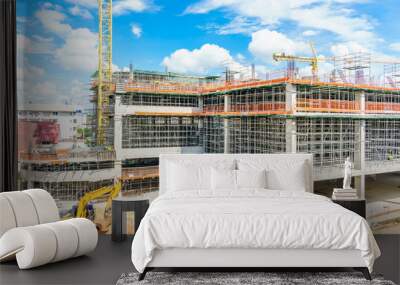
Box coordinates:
[0,189,98,269]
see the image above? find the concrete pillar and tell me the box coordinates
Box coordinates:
[114,96,123,183]
[224,118,230,154]
[355,91,365,114]
[223,94,230,154]
[285,119,297,153]
[285,83,297,153]
[354,119,366,198]
[355,175,365,200]
[285,83,297,114]
[198,96,203,110]
[224,94,230,112]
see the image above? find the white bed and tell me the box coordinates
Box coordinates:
[131,154,380,281]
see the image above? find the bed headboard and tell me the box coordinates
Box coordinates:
[159,153,313,194]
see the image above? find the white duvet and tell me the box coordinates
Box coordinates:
[131,190,380,273]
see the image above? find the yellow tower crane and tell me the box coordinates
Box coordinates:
[97,0,113,145]
[273,42,320,80]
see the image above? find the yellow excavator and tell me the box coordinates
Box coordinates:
[64,180,122,232]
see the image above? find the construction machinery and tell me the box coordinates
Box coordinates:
[273,42,320,80]
[96,0,113,146]
[64,180,121,232]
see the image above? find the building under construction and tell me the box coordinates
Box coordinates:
[17,0,400,232]
[85,55,400,202]
[18,55,400,205]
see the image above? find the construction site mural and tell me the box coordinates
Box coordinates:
[17,0,400,234]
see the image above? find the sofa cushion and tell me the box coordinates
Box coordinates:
[0,196,17,237]
[0,192,39,227]
[24,189,59,224]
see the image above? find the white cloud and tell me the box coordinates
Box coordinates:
[389,43,400,52]
[186,0,377,44]
[113,0,156,15]
[17,63,45,81]
[17,34,54,54]
[65,0,158,16]
[32,82,59,99]
[248,28,309,63]
[302,30,319,36]
[65,0,98,9]
[205,16,260,35]
[69,80,92,106]
[69,5,93,19]
[35,8,98,72]
[112,64,130,72]
[131,23,142,38]
[35,9,72,36]
[330,41,369,57]
[162,43,243,75]
[17,16,27,23]
[290,4,376,44]
[54,28,98,72]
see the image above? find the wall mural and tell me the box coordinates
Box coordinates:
[17,0,400,234]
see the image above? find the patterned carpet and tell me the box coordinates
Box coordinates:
[116,271,396,285]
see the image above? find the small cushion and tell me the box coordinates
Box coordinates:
[238,158,307,191]
[167,162,210,191]
[211,168,236,191]
[236,169,267,189]
[165,159,236,193]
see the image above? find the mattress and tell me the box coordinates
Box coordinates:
[131,190,380,273]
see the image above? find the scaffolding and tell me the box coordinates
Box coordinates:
[121,92,199,107]
[366,120,400,162]
[296,118,357,168]
[332,52,371,85]
[296,85,360,113]
[202,116,224,153]
[26,160,115,172]
[32,179,114,201]
[365,90,400,113]
[121,166,159,195]
[229,85,286,113]
[384,64,400,88]
[121,115,200,148]
[203,94,224,114]
[228,117,286,153]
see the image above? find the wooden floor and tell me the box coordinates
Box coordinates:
[0,235,399,285]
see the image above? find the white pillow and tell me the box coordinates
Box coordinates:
[236,169,267,189]
[211,168,236,191]
[237,158,307,191]
[166,159,236,192]
[167,162,209,191]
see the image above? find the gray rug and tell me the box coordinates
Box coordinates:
[116,272,396,285]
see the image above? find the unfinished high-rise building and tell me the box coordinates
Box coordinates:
[85,55,400,202]
[19,54,400,230]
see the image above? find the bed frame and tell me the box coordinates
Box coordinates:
[138,154,371,281]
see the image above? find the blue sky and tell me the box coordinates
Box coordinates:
[16,0,400,108]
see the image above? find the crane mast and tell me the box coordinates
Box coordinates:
[97,0,112,146]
